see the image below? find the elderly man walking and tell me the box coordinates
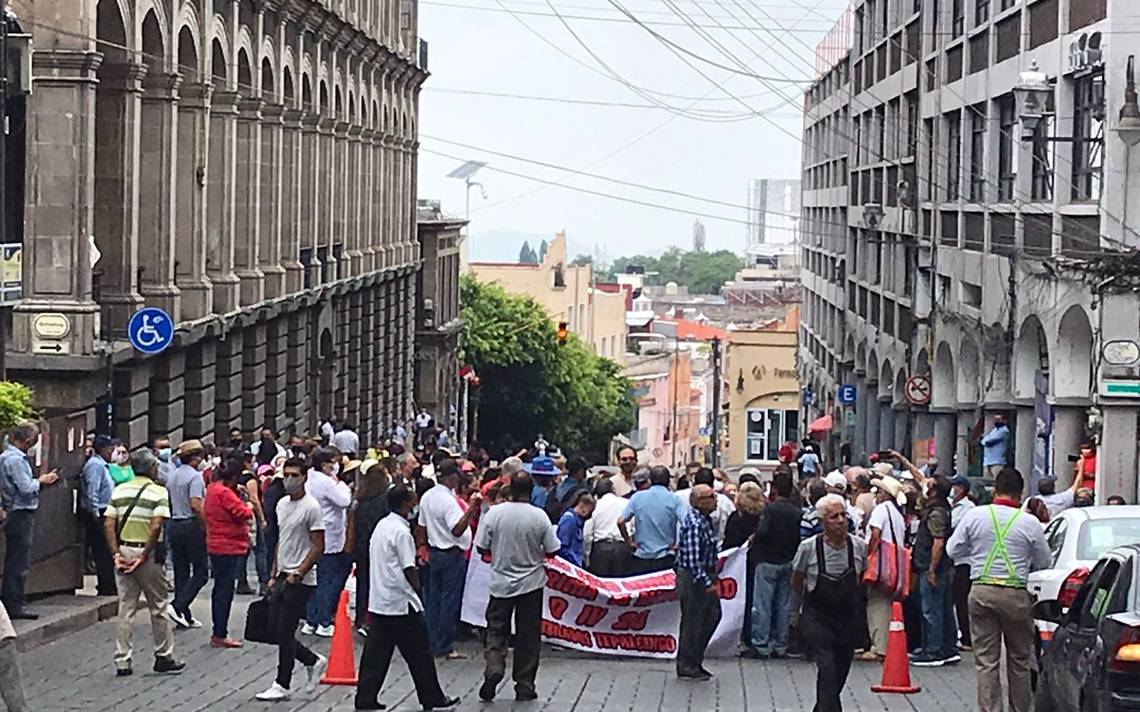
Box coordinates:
[675,484,722,681]
[104,449,186,677]
[0,423,59,620]
[948,467,1051,712]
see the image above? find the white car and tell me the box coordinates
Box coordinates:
[1029,505,1140,647]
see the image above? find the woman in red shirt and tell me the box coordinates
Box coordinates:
[204,458,253,648]
[1076,441,1097,492]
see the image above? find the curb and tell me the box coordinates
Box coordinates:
[13,596,119,653]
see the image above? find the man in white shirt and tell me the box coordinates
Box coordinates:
[302,448,353,637]
[861,475,908,660]
[330,423,361,458]
[418,459,480,658]
[1034,476,1081,519]
[355,487,459,712]
[475,473,561,703]
[948,474,976,651]
[584,479,630,576]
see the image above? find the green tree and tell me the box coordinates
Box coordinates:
[0,381,38,429]
[608,247,743,294]
[538,239,549,262]
[569,254,593,267]
[517,241,539,264]
[460,275,635,459]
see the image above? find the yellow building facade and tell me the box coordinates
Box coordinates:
[724,328,800,467]
[469,232,628,361]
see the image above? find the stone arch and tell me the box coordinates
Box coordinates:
[236,47,253,96]
[281,45,297,90]
[210,37,226,83]
[401,110,408,138]
[97,0,130,63]
[854,341,867,375]
[283,66,295,104]
[302,74,313,109]
[932,342,955,409]
[347,91,356,122]
[319,80,329,112]
[209,15,229,78]
[867,350,880,388]
[177,25,200,80]
[1055,305,1094,400]
[260,36,276,77]
[94,0,132,312]
[879,360,894,400]
[914,347,930,376]
[261,56,274,99]
[958,336,981,404]
[1014,315,1050,400]
[894,369,908,405]
[371,100,379,129]
[139,9,164,70]
[334,86,343,115]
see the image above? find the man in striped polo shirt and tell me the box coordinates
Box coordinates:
[103,449,186,677]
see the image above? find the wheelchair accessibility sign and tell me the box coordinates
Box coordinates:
[127,307,174,355]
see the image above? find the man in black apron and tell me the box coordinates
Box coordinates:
[792,494,868,712]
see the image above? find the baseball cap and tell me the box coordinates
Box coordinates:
[823,471,848,490]
[948,474,970,489]
[632,470,651,485]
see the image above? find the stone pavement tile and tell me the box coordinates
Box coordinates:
[16,611,981,712]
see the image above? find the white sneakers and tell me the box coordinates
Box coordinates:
[304,655,327,693]
[255,683,291,702]
[315,624,334,638]
[166,605,189,629]
[300,622,315,636]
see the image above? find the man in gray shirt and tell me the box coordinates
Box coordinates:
[166,440,208,629]
[947,467,1051,712]
[475,473,560,704]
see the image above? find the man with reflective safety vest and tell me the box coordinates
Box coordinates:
[947,467,1051,712]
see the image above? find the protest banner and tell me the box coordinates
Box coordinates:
[460,547,747,659]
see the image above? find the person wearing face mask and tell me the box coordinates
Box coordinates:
[251,429,287,468]
[108,443,134,485]
[166,440,209,629]
[227,428,244,451]
[0,423,59,620]
[80,435,118,597]
[254,459,327,702]
[301,448,354,638]
[150,437,174,485]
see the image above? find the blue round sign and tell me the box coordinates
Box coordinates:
[127,307,174,355]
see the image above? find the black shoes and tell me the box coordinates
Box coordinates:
[154,656,186,674]
[8,611,37,621]
[425,697,461,710]
[115,667,132,677]
[354,702,387,711]
[479,672,504,702]
[677,669,712,681]
[515,689,539,702]
[235,582,256,596]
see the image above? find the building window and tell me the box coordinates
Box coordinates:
[969,105,986,202]
[1000,0,1014,9]
[1071,71,1105,202]
[952,0,965,37]
[905,92,918,156]
[947,111,962,200]
[745,408,799,462]
[976,0,989,24]
[998,95,1017,201]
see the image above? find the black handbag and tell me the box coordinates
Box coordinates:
[244,595,280,645]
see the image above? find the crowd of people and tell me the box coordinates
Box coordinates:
[0,414,1098,712]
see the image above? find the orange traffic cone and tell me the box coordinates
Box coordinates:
[320,590,358,686]
[870,601,921,694]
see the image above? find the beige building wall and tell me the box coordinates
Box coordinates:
[470,232,627,360]
[724,329,800,467]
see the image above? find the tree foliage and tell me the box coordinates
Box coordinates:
[569,254,593,267]
[517,241,539,265]
[0,382,38,430]
[460,275,635,460]
[608,246,744,295]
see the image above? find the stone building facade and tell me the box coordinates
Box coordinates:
[13,0,426,448]
[799,0,1140,499]
[414,203,462,442]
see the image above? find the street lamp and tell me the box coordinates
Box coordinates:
[1014,60,1052,143]
[1116,55,1140,148]
[445,160,488,225]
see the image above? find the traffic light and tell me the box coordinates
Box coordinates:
[557,321,569,345]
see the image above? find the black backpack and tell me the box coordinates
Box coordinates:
[545,481,587,524]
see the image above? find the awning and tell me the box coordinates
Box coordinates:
[808,414,833,433]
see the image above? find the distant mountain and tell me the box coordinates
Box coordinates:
[467,229,594,264]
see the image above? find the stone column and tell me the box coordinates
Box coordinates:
[333,120,350,279]
[865,384,881,453]
[360,128,376,272]
[955,410,973,479]
[137,72,182,319]
[259,103,286,297]
[912,411,935,462]
[12,49,103,353]
[347,124,365,274]
[301,114,322,285]
[206,90,240,313]
[93,61,147,328]
[281,109,304,292]
[319,117,337,282]
[174,82,213,320]
[381,133,395,269]
[1100,405,1139,504]
[878,398,895,450]
[853,376,867,461]
[234,97,265,305]
[409,137,421,264]
[398,139,412,264]
[893,405,909,453]
[934,413,956,472]
[1052,406,1086,488]
[1015,405,1036,490]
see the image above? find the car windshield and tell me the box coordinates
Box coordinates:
[1077,519,1140,561]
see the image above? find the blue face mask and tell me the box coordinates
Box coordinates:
[157,447,172,462]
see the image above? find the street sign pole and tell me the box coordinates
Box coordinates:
[710,336,722,469]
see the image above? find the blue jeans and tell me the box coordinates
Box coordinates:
[919,567,957,658]
[209,554,245,639]
[306,552,353,628]
[425,548,466,655]
[750,561,793,653]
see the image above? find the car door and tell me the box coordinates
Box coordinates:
[1081,555,1136,706]
[1052,558,1122,708]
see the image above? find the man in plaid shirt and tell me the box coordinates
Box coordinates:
[675,484,721,681]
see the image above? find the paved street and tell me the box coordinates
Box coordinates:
[18,591,978,712]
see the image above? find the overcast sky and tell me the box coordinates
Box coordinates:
[416,0,851,258]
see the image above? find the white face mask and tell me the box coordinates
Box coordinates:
[331,463,341,477]
[112,449,129,465]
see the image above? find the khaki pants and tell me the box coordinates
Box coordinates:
[866,588,892,656]
[115,546,174,670]
[969,585,1033,712]
[987,464,1006,478]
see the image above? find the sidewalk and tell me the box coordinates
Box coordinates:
[12,591,117,652]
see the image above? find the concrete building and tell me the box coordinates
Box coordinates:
[469,231,628,361]
[747,178,803,267]
[725,326,800,468]
[7,0,427,594]
[799,0,1140,498]
[415,201,463,442]
[624,348,696,466]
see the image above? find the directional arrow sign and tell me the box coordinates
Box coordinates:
[32,340,70,355]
